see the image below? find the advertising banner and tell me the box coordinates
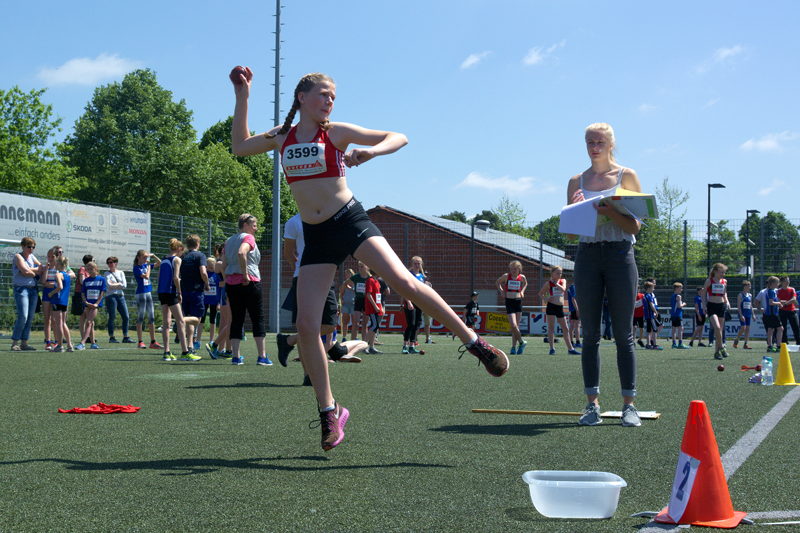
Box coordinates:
[0,192,150,268]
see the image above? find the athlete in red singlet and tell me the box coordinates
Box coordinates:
[496,261,528,354]
[539,266,579,355]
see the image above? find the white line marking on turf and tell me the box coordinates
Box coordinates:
[721,386,800,479]
[638,387,800,533]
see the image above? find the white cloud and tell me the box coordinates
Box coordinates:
[638,103,657,113]
[38,53,143,86]
[460,51,491,69]
[713,45,745,63]
[703,98,720,109]
[740,131,798,153]
[522,40,565,66]
[695,45,746,73]
[457,171,557,194]
[757,179,786,196]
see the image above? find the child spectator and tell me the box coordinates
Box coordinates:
[633,287,645,347]
[688,287,707,347]
[363,268,384,354]
[763,276,783,353]
[76,262,106,350]
[567,280,581,347]
[465,291,480,330]
[733,280,753,349]
[643,281,662,350]
[670,282,688,349]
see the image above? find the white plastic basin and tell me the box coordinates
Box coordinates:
[787,344,799,352]
[522,470,627,519]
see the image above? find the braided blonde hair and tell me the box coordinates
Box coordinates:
[265,73,334,139]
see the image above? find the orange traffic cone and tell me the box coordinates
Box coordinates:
[775,343,799,386]
[654,400,746,528]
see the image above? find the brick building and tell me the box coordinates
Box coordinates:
[362,206,574,311]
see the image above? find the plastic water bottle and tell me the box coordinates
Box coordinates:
[761,356,774,386]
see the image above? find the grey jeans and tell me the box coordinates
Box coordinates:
[575,241,638,397]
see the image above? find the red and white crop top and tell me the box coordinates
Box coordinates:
[548,280,565,297]
[708,278,727,297]
[506,274,523,293]
[280,126,346,184]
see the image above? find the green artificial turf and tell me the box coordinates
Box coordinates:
[0,333,798,532]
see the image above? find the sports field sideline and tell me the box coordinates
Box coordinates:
[1,332,799,532]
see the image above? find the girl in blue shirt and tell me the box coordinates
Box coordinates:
[133,249,161,349]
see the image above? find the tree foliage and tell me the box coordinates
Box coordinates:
[200,116,296,225]
[62,70,263,223]
[439,210,467,223]
[0,87,84,197]
[739,211,800,272]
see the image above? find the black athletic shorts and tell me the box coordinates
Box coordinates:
[54,303,68,312]
[763,314,780,329]
[282,277,338,326]
[671,317,683,327]
[569,310,579,321]
[706,301,726,318]
[645,316,658,333]
[71,293,84,316]
[354,298,365,313]
[633,316,644,328]
[545,302,564,318]
[505,298,522,314]
[695,314,706,326]
[158,292,179,307]
[301,198,383,266]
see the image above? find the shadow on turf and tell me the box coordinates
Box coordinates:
[430,422,575,436]
[185,382,301,389]
[0,457,453,476]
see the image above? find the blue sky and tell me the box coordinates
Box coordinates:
[3,1,798,226]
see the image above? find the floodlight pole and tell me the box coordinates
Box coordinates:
[270,0,282,333]
[706,183,725,272]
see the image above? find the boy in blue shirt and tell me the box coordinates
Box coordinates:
[688,287,707,347]
[670,282,688,348]
[76,262,106,350]
[643,281,662,350]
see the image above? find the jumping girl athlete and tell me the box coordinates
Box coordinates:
[566,122,642,427]
[230,68,508,451]
[538,266,579,355]
[701,263,730,360]
[496,260,528,354]
[733,280,753,349]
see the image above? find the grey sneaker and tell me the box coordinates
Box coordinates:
[578,403,602,426]
[621,404,642,427]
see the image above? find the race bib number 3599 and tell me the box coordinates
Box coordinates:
[284,143,327,177]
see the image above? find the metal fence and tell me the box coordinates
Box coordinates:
[4,194,800,335]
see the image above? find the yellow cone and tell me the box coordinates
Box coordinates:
[775,343,799,386]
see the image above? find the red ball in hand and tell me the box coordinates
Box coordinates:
[229,66,251,85]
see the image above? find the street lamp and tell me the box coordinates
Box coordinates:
[707,183,726,271]
[470,219,490,295]
[745,209,760,278]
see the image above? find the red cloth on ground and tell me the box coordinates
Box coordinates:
[58,403,141,414]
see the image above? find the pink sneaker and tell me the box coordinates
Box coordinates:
[318,403,349,451]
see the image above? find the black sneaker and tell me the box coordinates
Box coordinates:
[122,337,135,343]
[637,339,646,347]
[276,333,294,367]
[108,337,119,344]
[459,336,509,377]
